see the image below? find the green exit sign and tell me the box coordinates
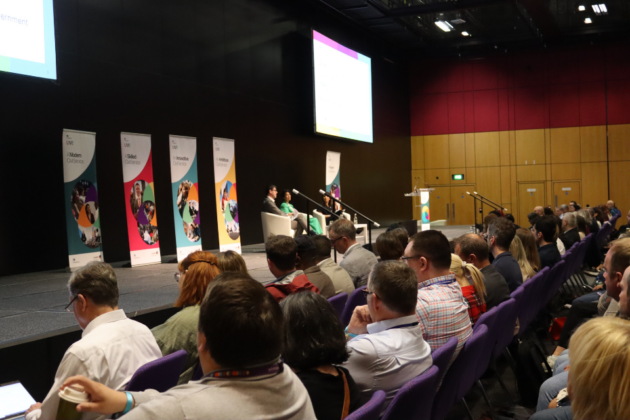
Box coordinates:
[452,174,464,180]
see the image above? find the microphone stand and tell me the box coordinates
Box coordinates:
[293,189,343,262]
[466,192,481,232]
[473,192,508,213]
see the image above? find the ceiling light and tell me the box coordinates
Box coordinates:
[585,17,592,23]
[592,4,601,14]
[435,21,451,32]
[451,19,466,24]
[599,4,607,13]
[578,5,585,11]
[462,31,470,36]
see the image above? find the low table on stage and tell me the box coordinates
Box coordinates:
[354,223,368,244]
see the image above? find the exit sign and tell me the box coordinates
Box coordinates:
[452,174,464,180]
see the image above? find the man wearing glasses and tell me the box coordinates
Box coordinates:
[403,230,472,360]
[26,262,161,420]
[329,219,377,288]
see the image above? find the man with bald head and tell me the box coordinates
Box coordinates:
[455,233,510,310]
[534,206,544,217]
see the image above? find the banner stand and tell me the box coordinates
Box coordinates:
[213,138,242,254]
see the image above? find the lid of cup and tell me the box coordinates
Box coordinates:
[58,384,89,404]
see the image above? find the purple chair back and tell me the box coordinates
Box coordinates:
[328,292,348,319]
[345,390,386,420]
[473,306,499,378]
[491,298,517,360]
[431,325,489,420]
[430,336,458,385]
[126,350,187,392]
[341,286,367,327]
[381,366,440,420]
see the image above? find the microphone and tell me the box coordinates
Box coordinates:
[319,189,327,196]
[292,189,300,195]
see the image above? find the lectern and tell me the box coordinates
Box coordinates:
[405,188,434,231]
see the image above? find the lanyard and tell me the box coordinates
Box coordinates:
[387,322,419,331]
[203,362,283,379]
[419,278,456,289]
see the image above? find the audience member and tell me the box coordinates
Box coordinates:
[263,185,307,237]
[281,292,360,420]
[533,216,562,269]
[60,273,316,420]
[559,204,569,219]
[569,202,581,212]
[590,206,604,228]
[375,231,404,261]
[455,234,510,311]
[607,200,620,218]
[515,228,541,271]
[312,235,355,295]
[510,235,536,281]
[487,218,523,292]
[483,214,498,235]
[404,230,472,356]
[612,210,630,240]
[153,251,221,384]
[534,206,544,217]
[528,212,541,229]
[216,250,248,274]
[554,214,567,256]
[543,207,554,216]
[295,236,336,298]
[26,263,162,420]
[387,226,409,251]
[265,235,318,301]
[561,212,580,250]
[450,254,486,324]
[329,219,377,287]
[575,214,587,240]
[345,261,432,410]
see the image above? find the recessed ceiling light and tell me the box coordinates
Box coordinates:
[578,5,585,11]
[592,4,601,14]
[435,21,452,32]
[585,17,592,23]
[451,19,466,25]
[599,4,607,13]
[462,31,470,36]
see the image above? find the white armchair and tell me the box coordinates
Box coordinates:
[342,211,352,221]
[313,210,328,236]
[261,212,292,243]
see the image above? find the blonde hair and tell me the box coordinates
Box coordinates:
[510,236,536,281]
[569,317,630,420]
[450,254,486,305]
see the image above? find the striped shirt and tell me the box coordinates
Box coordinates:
[416,274,473,358]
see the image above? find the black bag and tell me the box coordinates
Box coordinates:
[514,333,552,407]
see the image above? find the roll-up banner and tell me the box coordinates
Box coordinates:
[213,137,242,254]
[421,191,431,231]
[121,133,161,266]
[63,129,104,270]
[326,151,341,198]
[170,135,202,262]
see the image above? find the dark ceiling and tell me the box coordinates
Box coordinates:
[315,0,630,57]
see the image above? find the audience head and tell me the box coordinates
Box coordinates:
[533,216,557,245]
[487,218,516,253]
[591,206,605,223]
[577,208,592,225]
[280,291,349,370]
[199,272,283,371]
[367,261,418,321]
[534,206,544,217]
[375,232,404,261]
[312,235,332,263]
[569,203,581,212]
[510,236,536,280]
[600,205,611,220]
[560,204,569,213]
[450,254,486,304]
[562,212,577,231]
[505,213,516,224]
[455,233,490,268]
[176,251,221,308]
[576,215,588,235]
[568,317,630,420]
[527,212,541,227]
[604,238,630,301]
[217,250,248,275]
[489,210,503,218]
[67,262,119,329]
[266,184,278,199]
[607,200,616,210]
[515,228,541,271]
[543,207,554,216]
[387,227,409,250]
[295,236,318,270]
[483,214,498,233]
[328,219,356,254]
[266,235,297,277]
[405,230,451,282]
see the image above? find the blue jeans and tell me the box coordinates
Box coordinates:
[553,350,570,376]
[537,371,569,412]
[571,291,600,305]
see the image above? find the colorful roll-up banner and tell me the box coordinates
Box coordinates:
[121,133,161,266]
[170,135,202,261]
[326,151,341,198]
[213,137,242,254]
[63,129,104,270]
[421,190,431,231]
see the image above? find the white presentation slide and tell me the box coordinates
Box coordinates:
[0,0,45,62]
[313,30,373,143]
[0,382,36,419]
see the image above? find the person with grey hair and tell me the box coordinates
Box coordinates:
[561,212,580,250]
[329,219,377,287]
[559,204,569,219]
[607,200,621,218]
[345,261,432,411]
[26,262,161,420]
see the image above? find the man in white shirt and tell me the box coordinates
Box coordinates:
[57,272,315,420]
[26,262,161,420]
[345,261,432,410]
[313,235,355,295]
[329,219,378,287]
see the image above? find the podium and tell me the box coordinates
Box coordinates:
[405,188,434,231]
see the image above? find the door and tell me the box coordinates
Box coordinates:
[430,187,451,224]
[553,181,581,210]
[450,185,476,226]
[518,182,545,227]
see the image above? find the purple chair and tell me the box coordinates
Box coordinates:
[341,286,367,327]
[328,292,348,319]
[381,366,440,420]
[431,325,489,420]
[430,336,458,385]
[345,390,386,420]
[126,350,187,392]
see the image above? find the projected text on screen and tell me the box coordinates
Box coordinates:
[0,0,56,80]
[313,30,373,143]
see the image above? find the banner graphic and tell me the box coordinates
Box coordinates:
[420,190,431,231]
[213,138,241,253]
[326,151,341,198]
[121,133,161,266]
[170,135,202,261]
[63,129,103,270]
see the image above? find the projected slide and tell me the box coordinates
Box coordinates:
[0,0,56,80]
[313,30,373,143]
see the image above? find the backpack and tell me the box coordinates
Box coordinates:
[514,333,552,407]
[265,274,320,302]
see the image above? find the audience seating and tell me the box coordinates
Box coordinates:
[381,366,440,420]
[430,336,458,386]
[340,286,367,327]
[345,390,386,420]
[125,350,187,393]
[328,292,348,319]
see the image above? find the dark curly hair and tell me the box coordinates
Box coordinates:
[280,291,349,370]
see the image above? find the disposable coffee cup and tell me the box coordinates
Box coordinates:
[56,384,88,420]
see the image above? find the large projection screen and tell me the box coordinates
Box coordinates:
[0,0,57,80]
[313,30,373,143]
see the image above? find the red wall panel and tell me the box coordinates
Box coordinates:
[514,86,546,130]
[463,62,474,91]
[579,82,606,126]
[474,90,499,132]
[548,84,580,128]
[547,50,579,85]
[473,59,498,91]
[578,48,605,82]
[464,92,475,132]
[496,57,512,89]
[410,94,424,136]
[606,45,630,81]
[607,79,630,125]
[423,94,449,135]
[498,89,510,131]
[448,92,465,134]
[512,52,545,88]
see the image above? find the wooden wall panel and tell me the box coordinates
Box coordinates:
[424,168,451,185]
[449,167,470,184]
[609,161,630,214]
[449,134,466,168]
[551,163,581,180]
[465,133,476,167]
[515,129,545,165]
[411,136,424,169]
[499,131,510,166]
[510,166,518,216]
[581,162,609,207]
[545,128,552,166]
[516,164,546,181]
[608,124,630,162]
[475,131,500,167]
[424,134,450,168]
[550,127,581,163]
[580,126,607,162]
[501,166,511,204]
[476,167,502,204]
[509,131,517,166]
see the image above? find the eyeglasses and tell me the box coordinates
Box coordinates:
[401,255,421,262]
[65,295,78,312]
[361,289,378,299]
[329,236,346,244]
